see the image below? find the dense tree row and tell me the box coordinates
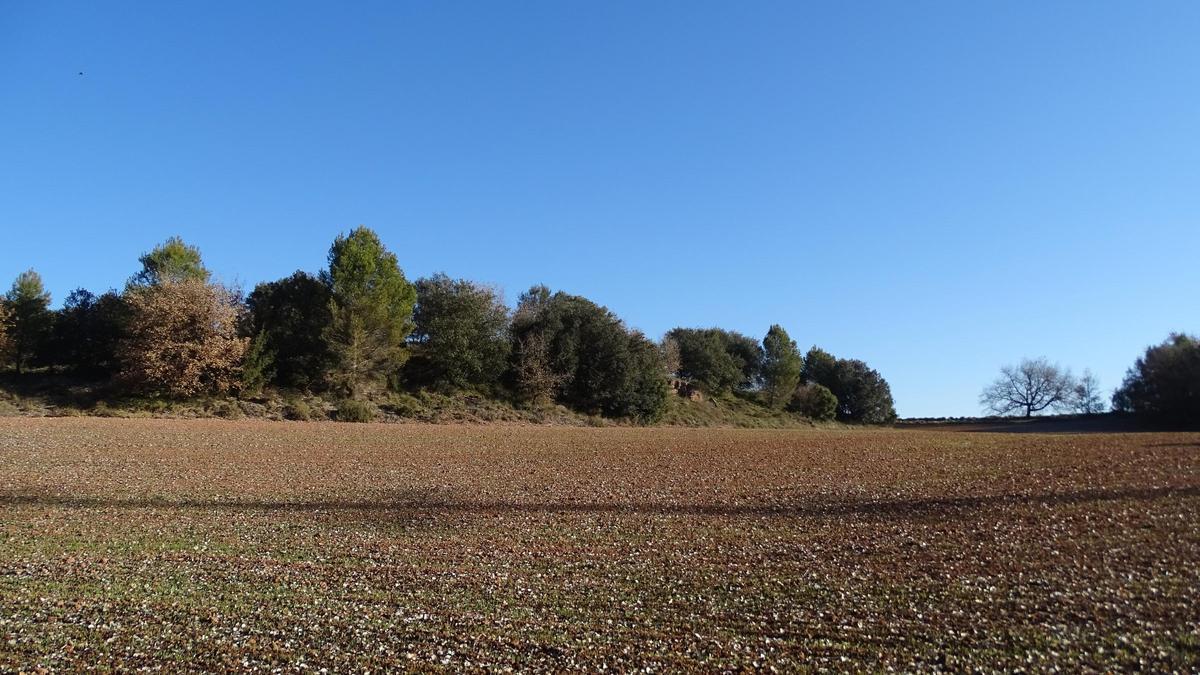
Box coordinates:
[0,228,898,423]
[1112,333,1200,425]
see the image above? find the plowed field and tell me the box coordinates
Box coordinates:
[1,418,1197,671]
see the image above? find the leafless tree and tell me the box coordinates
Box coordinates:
[513,332,562,406]
[0,301,11,368]
[980,357,1076,417]
[659,335,681,377]
[1071,369,1107,415]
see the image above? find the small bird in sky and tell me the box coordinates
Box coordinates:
[78,72,84,75]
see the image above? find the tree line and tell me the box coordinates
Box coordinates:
[0,228,897,423]
[981,337,1199,425]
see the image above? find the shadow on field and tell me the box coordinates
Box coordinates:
[1,485,1197,520]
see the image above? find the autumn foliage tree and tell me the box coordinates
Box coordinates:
[118,279,248,397]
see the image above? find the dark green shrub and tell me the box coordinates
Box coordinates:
[335,399,376,423]
[208,399,243,420]
[788,383,838,421]
[239,332,275,397]
[283,398,315,421]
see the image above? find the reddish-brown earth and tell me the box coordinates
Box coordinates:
[1,418,1197,671]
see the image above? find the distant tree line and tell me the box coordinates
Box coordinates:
[0,228,897,423]
[982,336,1199,426]
[1112,333,1200,425]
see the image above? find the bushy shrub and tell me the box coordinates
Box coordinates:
[239,332,275,397]
[335,399,376,423]
[788,383,838,421]
[283,398,315,421]
[208,399,243,419]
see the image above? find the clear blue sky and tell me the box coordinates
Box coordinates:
[2,2,1197,417]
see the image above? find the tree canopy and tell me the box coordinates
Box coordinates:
[246,271,333,390]
[130,236,210,287]
[511,287,667,420]
[761,324,803,409]
[408,274,510,391]
[321,226,417,397]
[0,229,915,425]
[666,327,762,394]
[1113,333,1200,424]
[3,270,53,373]
[803,347,897,423]
[50,288,126,377]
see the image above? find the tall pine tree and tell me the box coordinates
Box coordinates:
[321,227,416,397]
[761,324,803,409]
[3,270,52,373]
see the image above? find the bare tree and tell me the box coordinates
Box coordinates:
[1071,369,1107,415]
[659,335,681,377]
[513,332,562,406]
[980,357,1076,417]
[0,300,11,368]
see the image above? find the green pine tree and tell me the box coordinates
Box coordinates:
[3,270,52,373]
[761,324,803,409]
[321,226,416,398]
